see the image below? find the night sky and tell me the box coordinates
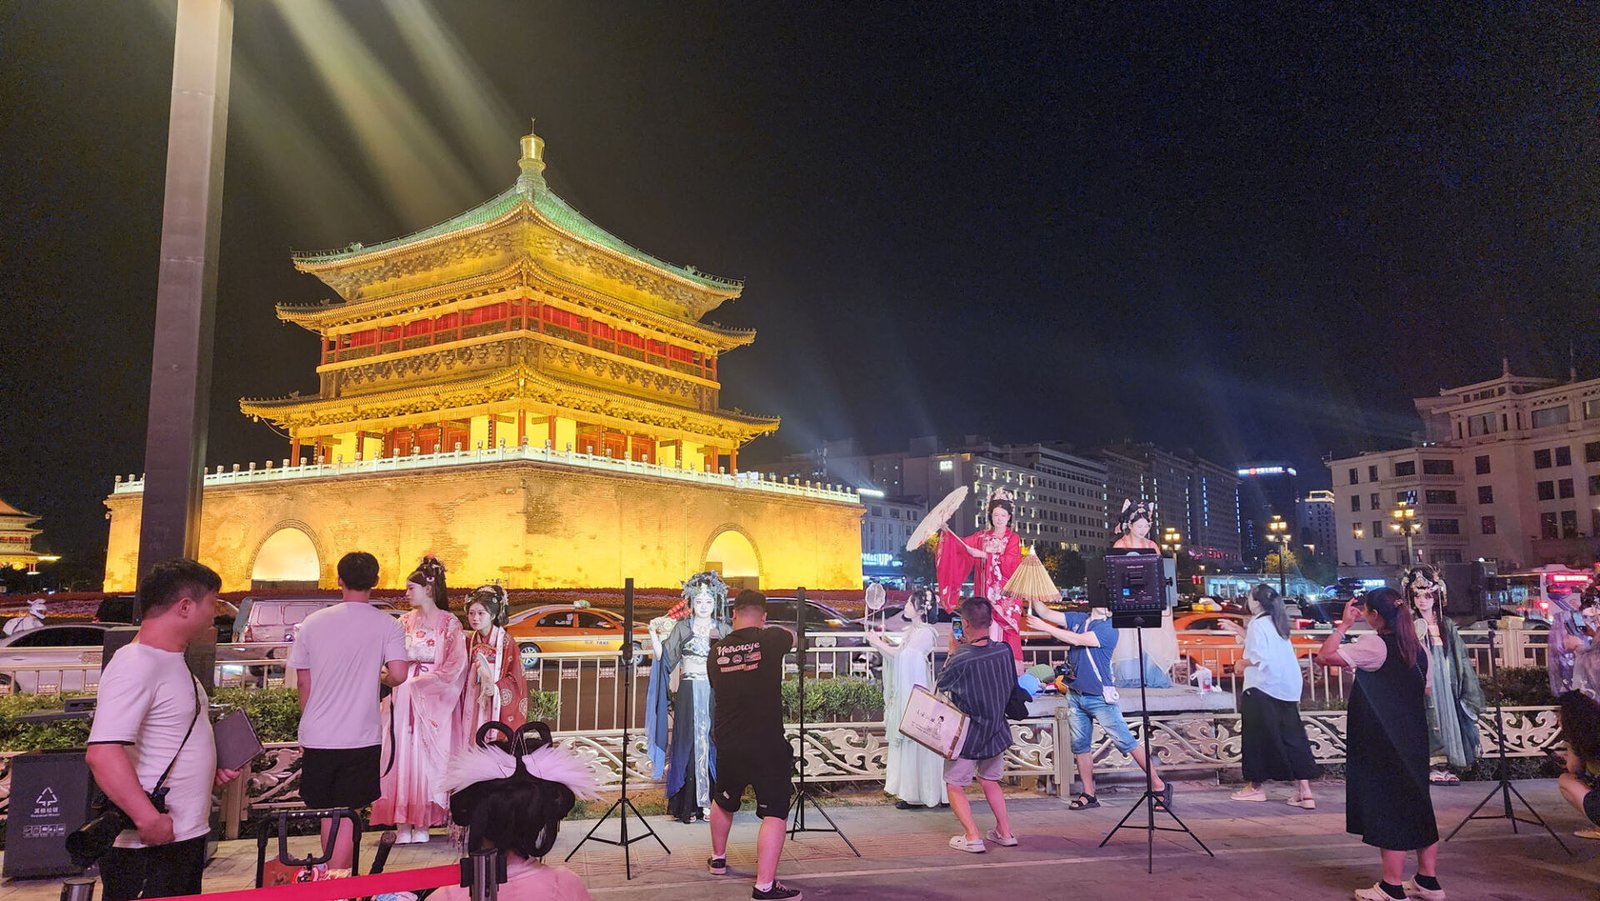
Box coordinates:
[4,2,1599,581]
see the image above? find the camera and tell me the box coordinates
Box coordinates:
[1054,659,1077,685]
[66,786,168,867]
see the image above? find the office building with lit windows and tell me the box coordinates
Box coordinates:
[1329,363,1600,580]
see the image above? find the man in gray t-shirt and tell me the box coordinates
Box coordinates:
[287,552,407,870]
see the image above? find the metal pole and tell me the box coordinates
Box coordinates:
[59,878,95,901]
[135,0,231,689]
[467,847,503,901]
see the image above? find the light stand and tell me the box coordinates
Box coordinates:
[1097,553,1213,873]
[787,587,861,856]
[565,579,670,878]
[1444,620,1571,854]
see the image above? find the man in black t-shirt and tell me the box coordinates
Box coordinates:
[706,590,801,901]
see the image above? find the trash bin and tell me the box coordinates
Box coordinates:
[3,749,94,879]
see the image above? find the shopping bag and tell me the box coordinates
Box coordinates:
[897,685,969,760]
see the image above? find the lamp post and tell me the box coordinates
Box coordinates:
[1391,502,1421,566]
[1267,515,1289,596]
[1161,527,1183,604]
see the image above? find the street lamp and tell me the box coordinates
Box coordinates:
[1390,502,1421,566]
[1267,515,1290,595]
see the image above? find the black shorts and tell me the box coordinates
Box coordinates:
[713,743,793,820]
[300,745,382,810]
[1585,786,1600,827]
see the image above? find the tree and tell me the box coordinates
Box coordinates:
[1037,547,1086,588]
[1299,553,1337,586]
[898,545,935,586]
[1262,548,1300,574]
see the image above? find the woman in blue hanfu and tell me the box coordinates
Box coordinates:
[646,571,727,823]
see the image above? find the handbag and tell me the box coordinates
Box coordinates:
[1078,617,1120,704]
[897,684,970,760]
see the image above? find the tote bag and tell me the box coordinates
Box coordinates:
[898,684,970,760]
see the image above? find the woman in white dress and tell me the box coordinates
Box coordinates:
[865,589,948,809]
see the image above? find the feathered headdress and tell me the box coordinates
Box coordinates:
[446,721,602,856]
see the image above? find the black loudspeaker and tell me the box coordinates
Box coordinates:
[1106,553,1167,629]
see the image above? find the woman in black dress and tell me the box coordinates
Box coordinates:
[1315,588,1442,901]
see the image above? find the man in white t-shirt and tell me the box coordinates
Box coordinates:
[86,560,241,901]
[289,551,408,871]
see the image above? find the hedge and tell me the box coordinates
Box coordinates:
[779,677,883,722]
[0,687,563,754]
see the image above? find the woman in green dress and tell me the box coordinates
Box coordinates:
[1402,564,1483,784]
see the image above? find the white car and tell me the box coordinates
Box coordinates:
[0,623,109,694]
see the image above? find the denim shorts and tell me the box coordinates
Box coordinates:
[1067,690,1137,755]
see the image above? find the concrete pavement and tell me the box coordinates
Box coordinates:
[2,780,1595,900]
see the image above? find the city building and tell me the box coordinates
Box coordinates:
[1295,489,1339,560]
[1100,443,1242,563]
[858,489,927,585]
[1329,363,1600,580]
[0,497,43,570]
[104,124,863,592]
[1237,462,1299,564]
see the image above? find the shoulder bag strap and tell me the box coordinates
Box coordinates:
[1077,618,1108,684]
[154,674,205,792]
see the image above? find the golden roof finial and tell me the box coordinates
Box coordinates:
[519,118,546,185]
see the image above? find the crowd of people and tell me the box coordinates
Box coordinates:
[74,547,1600,901]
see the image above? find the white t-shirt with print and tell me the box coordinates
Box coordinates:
[87,643,217,848]
[288,601,408,749]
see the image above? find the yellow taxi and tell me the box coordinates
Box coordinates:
[505,604,642,668]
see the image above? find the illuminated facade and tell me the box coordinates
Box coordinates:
[105,125,864,591]
[0,497,43,569]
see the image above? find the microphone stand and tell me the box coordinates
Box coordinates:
[1444,619,1570,853]
[565,578,670,877]
[788,587,860,856]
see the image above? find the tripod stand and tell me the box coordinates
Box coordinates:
[1444,620,1571,854]
[566,579,670,878]
[1098,614,1214,873]
[788,587,861,856]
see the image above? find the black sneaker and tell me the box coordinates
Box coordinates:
[707,856,728,875]
[752,881,802,900]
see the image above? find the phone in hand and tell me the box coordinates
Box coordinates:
[952,618,964,641]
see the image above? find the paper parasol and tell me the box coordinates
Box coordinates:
[906,486,969,550]
[1003,549,1061,604]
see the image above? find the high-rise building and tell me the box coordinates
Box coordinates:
[1238,462,1299,564]
[1296,490,1339,560]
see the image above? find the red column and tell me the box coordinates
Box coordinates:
[289,438,300,466]
[729,448,738,474]
[517,410,527,445]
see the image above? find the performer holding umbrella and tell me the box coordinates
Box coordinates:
[908,487,1025,670]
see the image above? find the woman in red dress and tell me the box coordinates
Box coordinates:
[459,585,528,737]
[937,491,1024,665]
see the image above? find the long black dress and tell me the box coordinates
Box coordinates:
[1346,632,1438,850]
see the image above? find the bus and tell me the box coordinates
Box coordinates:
[1483,565,1592,622]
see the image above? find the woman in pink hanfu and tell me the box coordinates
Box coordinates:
[373,556,467,844]
[937,490,1024,663]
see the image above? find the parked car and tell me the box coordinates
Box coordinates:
[505,604,644,669]
[1173,612,1324,674]
[0,623,110,693]
[93,595,241,642]
[763,597,866,648]
[232,596,401,646]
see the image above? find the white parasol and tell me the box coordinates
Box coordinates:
[864,581,888,632]
[906,486,969,551]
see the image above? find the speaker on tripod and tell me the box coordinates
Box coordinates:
[1096,552,1214,873]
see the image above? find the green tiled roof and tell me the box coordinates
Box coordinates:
[293,176,740,290]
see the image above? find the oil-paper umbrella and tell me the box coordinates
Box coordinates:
[905,486,969,551]
[1002,547,1061,606]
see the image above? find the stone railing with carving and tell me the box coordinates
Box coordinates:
[0,707,1564,825]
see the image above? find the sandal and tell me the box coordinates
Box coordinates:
[1152,783,1174,812]
[1286,795,1317,810]
[1069,792,1100,810]
[1428,769,1460,785]
[1230,787,1268,802]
